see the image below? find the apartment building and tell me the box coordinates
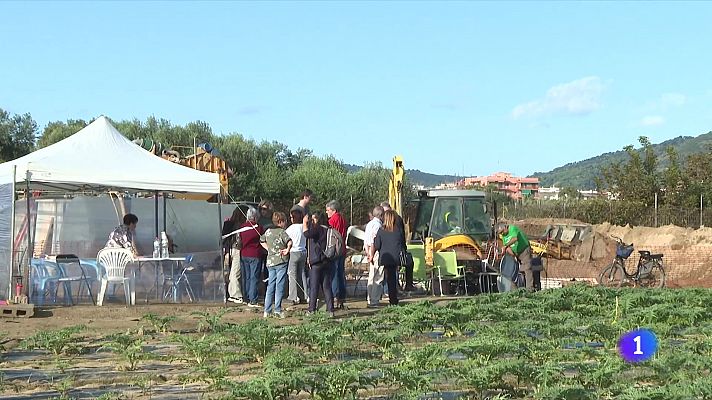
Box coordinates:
[458,172,539,200]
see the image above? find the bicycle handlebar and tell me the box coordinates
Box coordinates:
[611,235,633,247]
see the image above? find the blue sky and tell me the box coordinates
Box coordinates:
[2,1,712,178]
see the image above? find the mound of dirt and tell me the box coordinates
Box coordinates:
[508,218,585,225]
[594,222,712,247]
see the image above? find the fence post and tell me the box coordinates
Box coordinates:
[654,192,658,228]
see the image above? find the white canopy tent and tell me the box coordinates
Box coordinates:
[0,116,223,301]
[0,116,221,193]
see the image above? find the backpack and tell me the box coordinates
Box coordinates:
[322,225,345,260]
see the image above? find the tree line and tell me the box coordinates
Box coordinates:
[0,108,410,225]
[499,136,712,227]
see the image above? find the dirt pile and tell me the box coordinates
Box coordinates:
[594,223,712,248]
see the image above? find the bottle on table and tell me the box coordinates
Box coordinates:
[160,231,169,258]
[153,237,160,258]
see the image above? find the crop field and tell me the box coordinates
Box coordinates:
[1,285,711,399]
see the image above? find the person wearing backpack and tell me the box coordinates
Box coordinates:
[371,210,403,306]
[303,211,335,317]
[326,200,348,309]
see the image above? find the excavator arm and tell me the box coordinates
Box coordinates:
[389,155,405,216]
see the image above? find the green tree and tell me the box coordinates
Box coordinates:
[661,146,687,209]
[600,136,659,205]
[560,186,582,200]
[0,108,38,162]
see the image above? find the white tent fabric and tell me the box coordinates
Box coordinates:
[0,116,221,194]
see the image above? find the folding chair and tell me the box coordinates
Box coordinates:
[55,254,96,305]
[162,254,196,303]
[404,244,433,295]
[433,251,467,296]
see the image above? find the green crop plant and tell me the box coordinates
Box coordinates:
[172,332,228,366]
[193,308,233,333]
[21,325,85,356]
[303,360,380,400]
[285,322,349,361]
[95,392,125,400]
[101,331,153,371]
[359,326,405,360]
[231,318,283,363]
[141,312,177,334]
[50,376,75,400]
[264,347,306,371]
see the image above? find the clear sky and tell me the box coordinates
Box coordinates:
[2,1,712,177]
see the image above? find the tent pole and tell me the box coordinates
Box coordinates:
[162,193,167,233]
[24,173,31,297]
[7,166,16,301]
[217,189,225,304]
[154,192,159,238]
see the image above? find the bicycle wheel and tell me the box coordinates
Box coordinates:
[598,263,624,287]
[638,262,666,288]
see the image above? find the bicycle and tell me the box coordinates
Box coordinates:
[598,236,666,288]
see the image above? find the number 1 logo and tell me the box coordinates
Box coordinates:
[619,329,657,363]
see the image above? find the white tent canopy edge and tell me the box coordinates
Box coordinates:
[0,116,224,302]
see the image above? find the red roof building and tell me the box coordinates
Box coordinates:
[458,172,539,200]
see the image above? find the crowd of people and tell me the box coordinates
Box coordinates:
[102,191,536,313]
[220,189,410,318]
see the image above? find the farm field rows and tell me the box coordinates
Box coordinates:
[1,285,711,399]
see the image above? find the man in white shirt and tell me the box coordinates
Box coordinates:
[285,209,309,305]
[365,206,384,307]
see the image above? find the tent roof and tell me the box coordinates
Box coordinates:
[0,116,221,194]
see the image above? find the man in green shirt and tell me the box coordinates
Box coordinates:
[496,223,534,291]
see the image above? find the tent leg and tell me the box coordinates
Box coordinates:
[162,194,167,233]
[7,166,16,301]
[154,192,159,238]
[24,175,31,298]
[218,191,225,305]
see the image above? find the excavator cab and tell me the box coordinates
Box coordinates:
[411,189,491,244]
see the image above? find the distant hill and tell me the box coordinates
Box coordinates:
[344,164,459,187]
[531,131,712,189]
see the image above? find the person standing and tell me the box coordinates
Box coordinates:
[326,200,348,309]
[291,189,313,219]
[257,200,274,285]
[260,212,292,318]
[381,201,412,291]
[496,222,534,291]
[239,207,265,307]
[365,206,384,307]
[303,211,335,317]
[222,207,247,304]
[285,209,308,305]
[372,210,403,306]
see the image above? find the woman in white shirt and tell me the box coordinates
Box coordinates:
[285,209,308,304]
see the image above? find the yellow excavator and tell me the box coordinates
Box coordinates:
[385,156,496,294]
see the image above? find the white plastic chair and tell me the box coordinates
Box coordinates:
[96,248,136,306]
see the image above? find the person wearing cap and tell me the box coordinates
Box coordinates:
[496,222,534,291]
